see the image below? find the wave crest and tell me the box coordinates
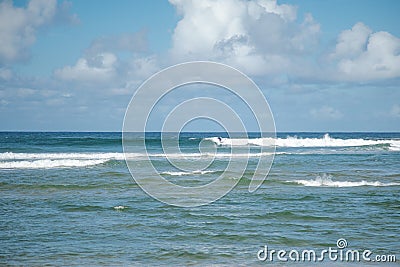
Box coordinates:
[289,174,400,187]
[0,152,123,169]
[205,134,400,149]
[0,159,107,169]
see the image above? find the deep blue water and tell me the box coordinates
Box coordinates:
[0,132,399,265]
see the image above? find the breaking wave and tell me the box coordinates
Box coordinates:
[0,152,125,160]
[289,174,400,187]
[0,151,272,169]
[0,159,108,169]
[0,152,124,169]
[205,133,400,150]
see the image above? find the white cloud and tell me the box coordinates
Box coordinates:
[168,0,320,76]
[54,29,157,88]
[0,0,57,63]
[127,55,159,79]
[0,0,77,64]
[331,22,372,59]
[107,56,159,95]
[169,1,400,82]
[310,106,342,119]
[54,52,160,90]
[54,53,118,83]
[330,22,400,81]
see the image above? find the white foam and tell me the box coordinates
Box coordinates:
[1,151,272,161]
[205,137,274,146]
[113,205,127,210]
[389,142,400,151]
[162,170,217,176]
[0,151,273,169]
[0,152,124,169]
[0,159,107,169]
[152,152,273,159]
[205,134,400,148]
[0,152,126,160]
[290,174,400,187]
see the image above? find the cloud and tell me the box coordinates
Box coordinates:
[310,106,342,119]
[330,22,400,81]
[331,22,372,59]
[54,52,160,90]
[127,55,159,79]
[0,0,77,64]
[169,1,400,83]
[107,55,160,95]
[54,30,159,91]
[52,1,400,90]
[168,0,320,76]
[54,29,157,88]
[54,53,118,83]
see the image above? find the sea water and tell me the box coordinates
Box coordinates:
[0,132,399,265]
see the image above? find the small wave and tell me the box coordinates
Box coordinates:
[0,152,126,169]
[0,159,107,169]
[289,174,400,187]
[205,137,273,146]
[389,143,400,151]
[113,205,128,210]
[205,134,400,149]
[0,152,125,160]
[150,152,273,159]
[0,151,273,169]
[1,151,272,161]
[162,170,217,176]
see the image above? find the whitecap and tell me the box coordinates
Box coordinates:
[289,174,400,187]
[205,134,399,148]
[0,159,107,169]
[113,205,127,210]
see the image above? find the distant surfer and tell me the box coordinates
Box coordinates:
[218,137,222,143]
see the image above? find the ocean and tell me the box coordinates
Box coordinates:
[0,132,399,265]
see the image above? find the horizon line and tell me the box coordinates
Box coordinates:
[1,131,400,133]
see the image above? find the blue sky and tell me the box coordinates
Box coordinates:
[1,0,399,131]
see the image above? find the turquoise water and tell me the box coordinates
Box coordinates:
[0,132,399,265]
